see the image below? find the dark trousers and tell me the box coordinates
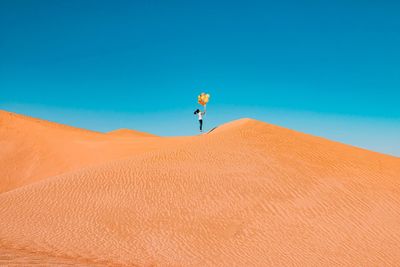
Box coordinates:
[199,119,203,131]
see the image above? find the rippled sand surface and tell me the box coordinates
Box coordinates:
[1,110,399,266]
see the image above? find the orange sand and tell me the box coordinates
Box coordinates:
[1,110,399,266]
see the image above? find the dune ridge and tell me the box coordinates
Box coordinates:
[107,128,158,138]
[1,110,399,266]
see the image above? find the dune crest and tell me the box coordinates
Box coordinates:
[107,128,158,137]
[1,110,400,266]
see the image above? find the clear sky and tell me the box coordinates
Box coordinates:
[1,0,399,156]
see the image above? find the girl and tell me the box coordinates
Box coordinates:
[194,106,206,132]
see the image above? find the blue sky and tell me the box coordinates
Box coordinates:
[0,0,399,156]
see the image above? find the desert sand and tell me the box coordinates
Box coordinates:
[1,109,399,266]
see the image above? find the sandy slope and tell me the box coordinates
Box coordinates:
[0,111,399,266]
[0,110,187,193]
[107,129,157,138]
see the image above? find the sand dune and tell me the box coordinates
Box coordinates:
[107,129,157,138]
[1,110,399,266]
[0,110,186,193]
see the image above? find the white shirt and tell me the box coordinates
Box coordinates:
[197,111,205,120]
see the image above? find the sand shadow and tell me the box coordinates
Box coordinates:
[207,126,218,134]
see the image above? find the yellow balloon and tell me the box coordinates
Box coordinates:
[197,92,211,106]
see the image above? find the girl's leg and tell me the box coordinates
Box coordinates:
[199,120,203,131]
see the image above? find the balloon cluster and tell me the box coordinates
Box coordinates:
[198,93,210,106]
